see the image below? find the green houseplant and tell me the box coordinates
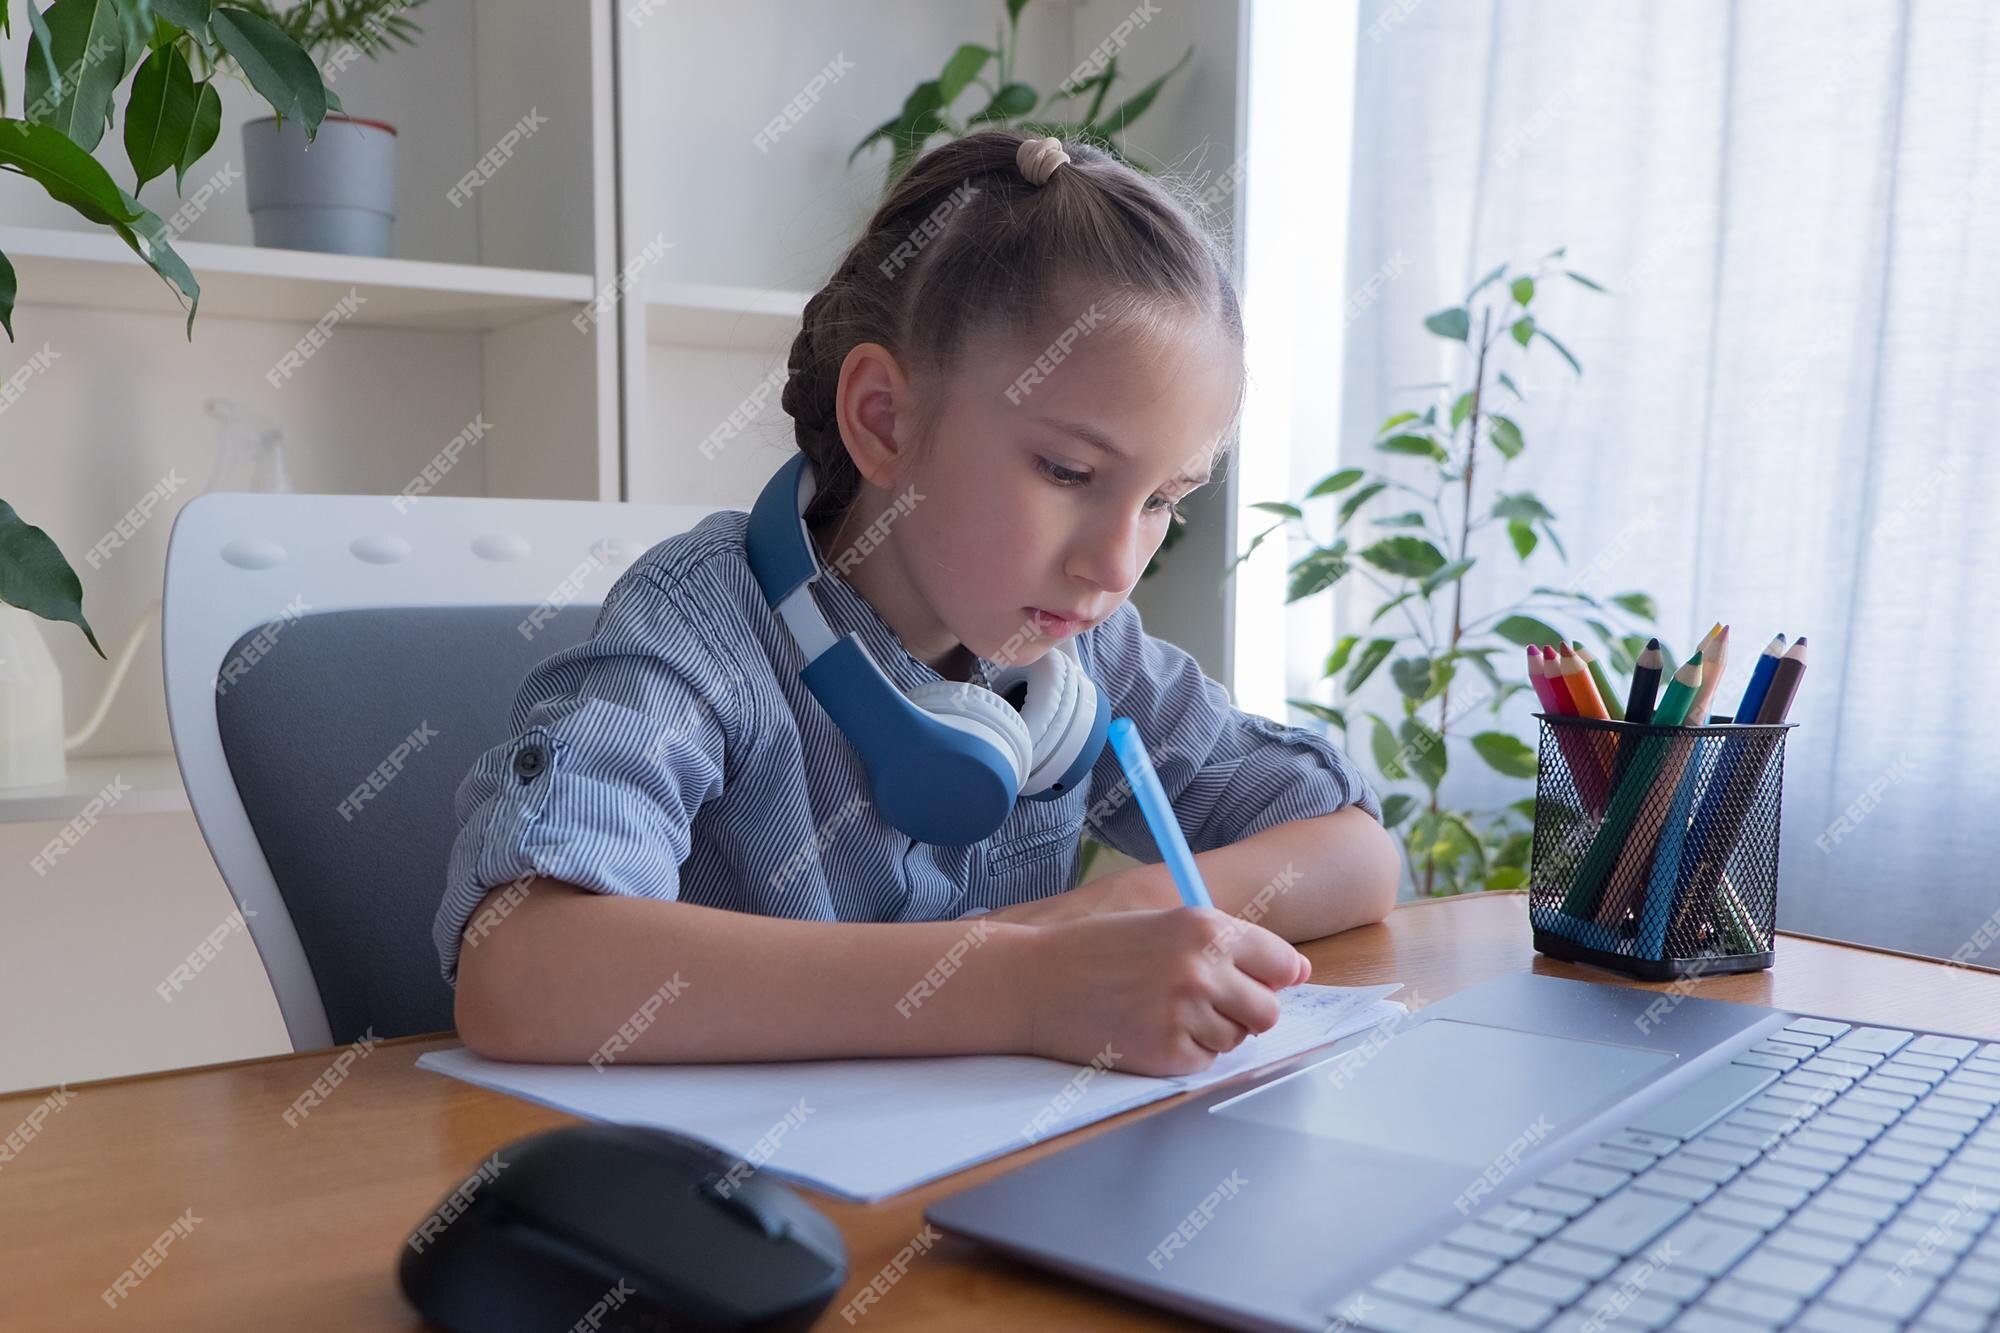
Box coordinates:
[849,0,1192,194]
[1242,250,1673,897]
[0,0,347,655]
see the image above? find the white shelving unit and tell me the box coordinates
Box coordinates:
[0,0,1245,812]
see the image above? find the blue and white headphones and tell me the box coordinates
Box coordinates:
[745,454,1112,846]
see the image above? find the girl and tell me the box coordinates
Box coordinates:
[441,131,1399,1077]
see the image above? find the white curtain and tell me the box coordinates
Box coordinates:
[1322,0,1999,959]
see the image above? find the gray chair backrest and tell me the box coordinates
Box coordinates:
[214,605,597,1046]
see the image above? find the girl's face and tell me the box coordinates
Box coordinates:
[882,309,1241,671]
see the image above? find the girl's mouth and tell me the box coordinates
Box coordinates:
[1026,607,1089,637]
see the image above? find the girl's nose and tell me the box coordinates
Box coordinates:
[1067,514,1147,597]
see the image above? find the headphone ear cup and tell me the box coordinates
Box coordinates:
[905,681,1034,787]
[988,645,1084,787]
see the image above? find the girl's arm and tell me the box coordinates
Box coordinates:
[990,806,1402,941]
[452,876,1313,1073]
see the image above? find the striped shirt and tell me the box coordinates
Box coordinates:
[435,508,1380,985]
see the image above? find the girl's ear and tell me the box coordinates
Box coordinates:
[835,341,916,492]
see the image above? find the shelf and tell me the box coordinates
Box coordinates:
[0,225,595,332]
[646,281,809,350]
[0,753,189,825]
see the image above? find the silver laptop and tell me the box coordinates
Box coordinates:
[928,972,2000,1332]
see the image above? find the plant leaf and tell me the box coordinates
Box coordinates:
[1377,410,1419,434]
[1250,500,1301,520]
[1370,713,1407,781]
[1380,793,1417,829]
[25,0,130,152]
[1325,634,1358,676]
[1390,655,1434,701]
[967,80,1035,126]
[1537,327,1582,374]
[1287,699,1345,731]
[1373,510,1428,529]
[1370,590,1416,625]
[936,42,992,105]
[1492,491,1555,523]
[1450,391,1473,428]
[0,245,13,338]
[1464,261,1506,302]
[1400,718,1447,790]
[1491,614,1566,647]
[1510,275,1534,305]
[1306,467,1364,497]
[1486,865,1528,891]
[1565,269,1607,292]
[1424,306,1470,341]
[1347,638,1396,692]
[1489,414,1523,459]
[1092,43,1192,137]
[1420,557,1474,595]
[0,498,103,655]
[174,76,219,192]
[1376,433,1445,460]
[1609,591,1657,620]
[1338,479,1386,525]
[1510,315,1535,348]
[1472,731,1538,778]
[123,40,197,190]
[1285,546,1349,602]
[1506,519,1537,559]
[210,4,325,139]
[1359,535,1447,580]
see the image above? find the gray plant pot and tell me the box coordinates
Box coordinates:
[243,112,398,257]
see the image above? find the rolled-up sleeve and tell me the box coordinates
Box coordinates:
[433,567,740,986]
[1080,602,1380,862]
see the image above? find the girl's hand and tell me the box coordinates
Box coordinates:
[1018,906,1313,1076]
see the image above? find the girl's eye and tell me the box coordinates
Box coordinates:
[1036,455,1189,525]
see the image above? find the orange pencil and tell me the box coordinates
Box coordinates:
[1555,643,1611,720]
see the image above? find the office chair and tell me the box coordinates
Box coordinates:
[163,491,717,1052]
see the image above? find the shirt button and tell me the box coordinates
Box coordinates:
[513,743,546,782]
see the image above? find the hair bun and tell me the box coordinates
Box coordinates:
[1016,136,1071,186]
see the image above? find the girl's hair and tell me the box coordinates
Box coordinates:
[783,129,1245,531]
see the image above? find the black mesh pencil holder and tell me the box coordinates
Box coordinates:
[1526,713,1797,981]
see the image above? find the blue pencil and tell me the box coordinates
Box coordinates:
[1733,634,1787,723]
[1106,717,1213,909]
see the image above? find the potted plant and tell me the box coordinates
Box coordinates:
[1,0,343,662]
[197,0,428,256]
[1238,251,1671,897]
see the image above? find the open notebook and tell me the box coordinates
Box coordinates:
[417,982,1405,1201]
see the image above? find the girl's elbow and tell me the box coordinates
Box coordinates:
[1354,809,1402,921]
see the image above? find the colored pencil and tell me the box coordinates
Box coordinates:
[1556,644,1612,720]
[1573,642,1625,721]
[1625,639,1664,725]
[1561,652,1703,919]
[1684,624,1731,725]
[1526,646,1566,714]
[1529,646,1609,816]
[1673,636,1810,945]
[1733,634,1787,723]
[1754,637,1809,724]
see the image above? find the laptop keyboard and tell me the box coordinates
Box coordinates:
[1338,1018,2000,1332]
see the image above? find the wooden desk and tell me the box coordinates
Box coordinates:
[6,893,1997,1331]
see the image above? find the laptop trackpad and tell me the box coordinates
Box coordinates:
[1212,1018,1677,1169]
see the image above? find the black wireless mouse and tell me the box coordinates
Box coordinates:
[398,1123,847,1332]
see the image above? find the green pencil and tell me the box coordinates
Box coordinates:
[1558,652,1704,918]
[1573,641,1624,722]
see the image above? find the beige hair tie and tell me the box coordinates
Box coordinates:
[1017,135,1070,186]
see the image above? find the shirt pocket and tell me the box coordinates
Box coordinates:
[984,798,1086,878]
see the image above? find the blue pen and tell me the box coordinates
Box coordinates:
[1106,717,1213,909]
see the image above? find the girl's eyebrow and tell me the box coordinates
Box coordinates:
[1034,414,1212,488]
